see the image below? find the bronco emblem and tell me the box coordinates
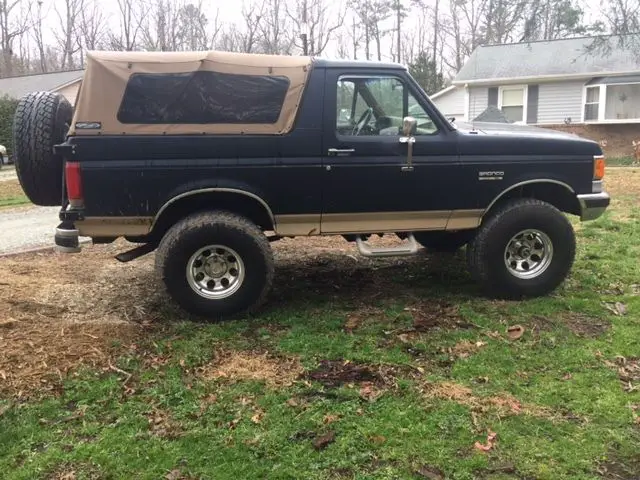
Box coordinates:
[478,171,504,181]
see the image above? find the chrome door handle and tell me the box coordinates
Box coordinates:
[328,148,355,156]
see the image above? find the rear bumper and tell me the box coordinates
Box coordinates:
[55,207,83,253]
[55,223,81,253]
[577,191,610,221]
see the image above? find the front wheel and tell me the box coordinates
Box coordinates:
[155,211,274,319]
[466,199,576,299]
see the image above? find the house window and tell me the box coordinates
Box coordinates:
[605,84,640,120]
[584,86,600,121]
[499,86,525,123]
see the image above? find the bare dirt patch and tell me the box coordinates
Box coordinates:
[270,235,470,306]
[198,350,303,388]
[344,302,473,337]
[597,455,640,480]
[47,464,102,480]
[304,359,415,397]
[564,313,611,338]
[306,359,384,387]
[405,302,473,331]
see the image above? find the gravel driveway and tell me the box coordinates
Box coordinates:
[0,167,55,254]
[0,168,91,255]
[0,206,64,255]
[0,165,17,182]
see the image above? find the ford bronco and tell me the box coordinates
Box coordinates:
[13,51,610,318]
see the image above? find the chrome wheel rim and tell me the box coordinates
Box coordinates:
[504,229,553,279]
[186,245,245,299]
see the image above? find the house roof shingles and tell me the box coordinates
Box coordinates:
[0,69,83,99]
[454,35,640,84]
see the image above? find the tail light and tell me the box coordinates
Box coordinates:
[594,155,605,180]
[65,161,83,206]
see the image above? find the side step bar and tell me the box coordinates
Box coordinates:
[115,243,157,263]
[355,234,419,258]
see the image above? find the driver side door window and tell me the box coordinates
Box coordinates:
[336,77,437,137]
[336,77,404,137]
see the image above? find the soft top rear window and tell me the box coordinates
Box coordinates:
[117,71,290,124]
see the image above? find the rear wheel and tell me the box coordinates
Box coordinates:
[155,211,274,319]
[413,230,474,253]
[466,199,575,298]
[13,92,73,206]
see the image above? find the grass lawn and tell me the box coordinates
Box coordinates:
[607,157,640,167]
[1,169,639,479]
[0,179,30,209]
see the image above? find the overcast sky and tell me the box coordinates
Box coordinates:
[36,0,605,62]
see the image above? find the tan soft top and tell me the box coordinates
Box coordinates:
[71,50,313,136]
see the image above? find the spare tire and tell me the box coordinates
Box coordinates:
[13,92,73,206]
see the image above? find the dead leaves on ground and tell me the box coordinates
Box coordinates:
[359,382,384,402]
[604,301,628,316]
[306,359,383,388]
[474,430,497,452]
[423,382,552,419]
[164,469,199,480]
[506,325,525,341]
[631,404,640,425]
[305,359,416,404]
[312,431,336,450]
[48,465,102,480]
[343,307,384,333]
[447,340,486,359]
[602,356,640,392]
[146,407,184,439]
[322,414,340,425]
[415,465,445,479]
[343,302,471,337]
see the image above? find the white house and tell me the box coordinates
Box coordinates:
[0,69,83,105]
[431,35,640,126]
[429,85,466,120]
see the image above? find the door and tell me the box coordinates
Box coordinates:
[321,71,461,234]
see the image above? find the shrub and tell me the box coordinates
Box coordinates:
[0,95,19,153]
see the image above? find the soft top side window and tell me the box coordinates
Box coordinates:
[118,71,290,124]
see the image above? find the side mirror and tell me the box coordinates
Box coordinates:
[402,116,417,136]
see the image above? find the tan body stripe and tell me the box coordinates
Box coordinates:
[76,217,153,237]
[76,209,483,238]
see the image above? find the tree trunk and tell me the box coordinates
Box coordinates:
[396,0,401,63]
[364,19,370,60]
[432,0,439,65]
[352,17,358,59]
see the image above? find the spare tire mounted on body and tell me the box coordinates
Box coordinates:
[13,91,73,206]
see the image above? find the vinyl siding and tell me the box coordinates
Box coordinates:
[536,81,584,124]
[55,81,81,106]
[431,87,466,119]
[468,87,488,119]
